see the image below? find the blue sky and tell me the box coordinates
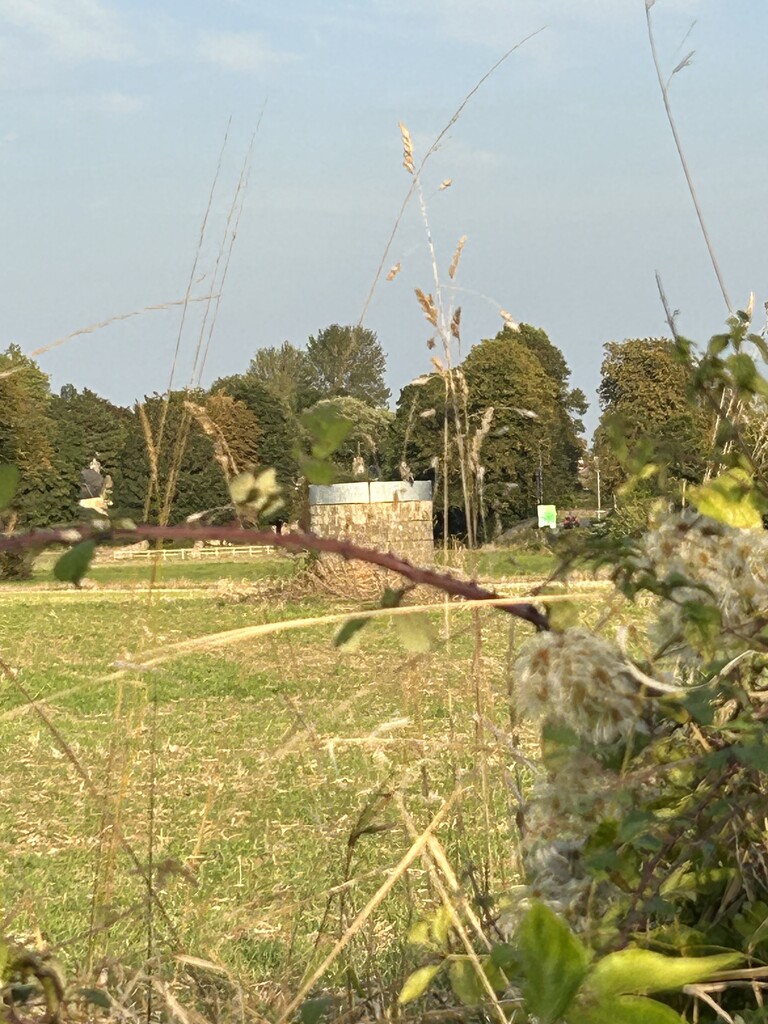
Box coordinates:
[1,0,766,434]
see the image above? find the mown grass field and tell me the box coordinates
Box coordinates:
[0,550,614,1017]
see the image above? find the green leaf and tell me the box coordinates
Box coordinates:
[0,465,20,511]
[689,468,767,528]
[301,406,354,459]
[448,959,484,1007]
[381,587,407,609]
[299,996,333,1024]
[407,920,433,947]
[77,988,111,1010]
[299,454,335,485]
[53,540,96,585]
[394,612,435,654]
[515,903,590,1024]
[397,964,442,1005]
[567,995,684,1024]
[734,744,768,773]
[431,906,452,948]
[333,617,369,650]
[584,949,741,999]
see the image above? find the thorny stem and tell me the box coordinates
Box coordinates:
[0,523,550,631]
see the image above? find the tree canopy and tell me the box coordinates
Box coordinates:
[304,325,390,407]
[593,337,713,497]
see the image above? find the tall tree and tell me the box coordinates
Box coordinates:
[248,341,313,415]
[593,337,712,498]
[0,345,65,527]
[50,386,132,520]
[212,373,299,523]
[387,326,586,540]
[304,325,390,407]
[115,391,230,524]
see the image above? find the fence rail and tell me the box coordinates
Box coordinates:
[107,544,275,563]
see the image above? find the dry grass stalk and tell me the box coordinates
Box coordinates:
[415,288,439,328]
[138,402,160,523]
[276,787,463,1024]
[358,29,544,328]
[398,121,415,174]
[450,307,462,341]
[183,400,238,480]
[386,262,402,282]
[397,796,508,1024]
[448,235,467,280]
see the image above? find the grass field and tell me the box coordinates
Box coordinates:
[0,550,610,1018]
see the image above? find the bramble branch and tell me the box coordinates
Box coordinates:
[0,522,549,631]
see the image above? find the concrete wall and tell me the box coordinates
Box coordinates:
[309,480,434,564]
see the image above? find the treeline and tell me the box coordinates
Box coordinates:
[0,322,718,539]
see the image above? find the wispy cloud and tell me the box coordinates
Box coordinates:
[0,0,133,61]
[198,30,296,74]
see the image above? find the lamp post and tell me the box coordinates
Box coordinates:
[595,455,602,518]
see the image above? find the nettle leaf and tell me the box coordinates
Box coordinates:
[515,903,590,1024]
[301,406,353,460]
[333,617,369,650]
[53,540,96,585]
[394,612,435,654]
[690,468,767,529]
[568,994,685,1024]
[397,963,443,1005]
[0,465,20,511]
[583,948,741,999]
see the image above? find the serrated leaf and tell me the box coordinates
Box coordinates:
[394,612,435,653]
[53,540,96,585]
[397,964,442,1004]
[515,903,590,1024]
[568,995,684,1024]
[334,617,369,649]
[448,959,484,1007]
[0,465,20,511]
[690,468,767,528]
[77,988,111,1010]
[584,949,741,999]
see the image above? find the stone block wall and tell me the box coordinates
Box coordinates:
[309,481,434,565]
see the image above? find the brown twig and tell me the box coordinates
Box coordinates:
[0,523,550,630]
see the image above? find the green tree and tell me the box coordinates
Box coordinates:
[50,386,132,520]
[248,341,313,415]
[0,345,66,528]
[115,391,230,524]
[212,373,299,523]
[304,325,390,407]
[593,337,712,499]
[388,327,586,540]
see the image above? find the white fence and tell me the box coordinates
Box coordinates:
[109,544,275,563]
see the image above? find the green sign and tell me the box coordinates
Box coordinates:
[537,504,557,529]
